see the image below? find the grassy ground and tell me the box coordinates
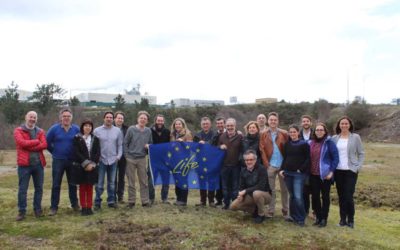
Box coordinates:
[0,143,399,249]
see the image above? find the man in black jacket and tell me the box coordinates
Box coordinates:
[230,150,272,224]
[114,111,129,203]
[149,114,171,203]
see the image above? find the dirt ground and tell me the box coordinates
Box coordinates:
[96,220,190,250]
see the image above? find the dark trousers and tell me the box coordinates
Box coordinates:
[18,164,44,214]
[335,170,358,223]
[50,159,78,210]
[310,175,332,220]
[199,189,215,204]
[220,166,240,206]
[215,178,223,204]
[115,156,126,201]
[303,175,312,214]
[175,186,188,203]
[148,164,170,201]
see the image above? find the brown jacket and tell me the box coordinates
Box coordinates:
[259,128,288,168]
[218,132,243,166]
[171,129,193,142]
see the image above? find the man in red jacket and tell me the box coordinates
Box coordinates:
[14,111,47,221]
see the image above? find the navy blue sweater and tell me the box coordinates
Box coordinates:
[281,139,310,173]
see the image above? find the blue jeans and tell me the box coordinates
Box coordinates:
[50,159,78,210]
[284,171,306,223]
[95,162,117,206]
[18,164,44,213]
[220,166,240,206]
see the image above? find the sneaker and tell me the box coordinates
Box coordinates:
[338,220,347,227]
[72,205,80,212]
[87,208,94,215]
[34,210,43,218]
[221,205,230,210]
[16,213,25,221]
[209,203,217,208]
[173,201,187,206]
[347,222,354,229]
[285,217,294,223]
[127,203,135,209]
[313,219,322,226]
[108,203,117,209]
[195,202,206,207]
[81,208,88,216]
[296,221,305,227]
[117,199,125,204]
[48,209,57,216]
[161,200,171,204]
[254,215,265,224]
[319,219,327,227]
[265,212,274,218]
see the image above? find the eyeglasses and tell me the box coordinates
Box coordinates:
[244,158,256,162]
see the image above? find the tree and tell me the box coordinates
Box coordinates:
[0,81,24,124]
[345,98,373,130]
[69,96,80,106]
[29,83,66,115]
[114,94,126,111]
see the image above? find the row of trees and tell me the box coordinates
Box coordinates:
[0,81,375,149]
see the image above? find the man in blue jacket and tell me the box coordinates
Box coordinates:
[47,108,80,216]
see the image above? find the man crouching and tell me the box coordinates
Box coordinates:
[230,150,272,224]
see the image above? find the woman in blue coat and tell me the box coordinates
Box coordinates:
[309,123,339,227]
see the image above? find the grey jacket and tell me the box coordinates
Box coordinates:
[331,133,365,173]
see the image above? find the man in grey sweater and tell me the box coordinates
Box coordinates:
[124,111,153,207]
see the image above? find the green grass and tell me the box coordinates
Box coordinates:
[0,143,399,249]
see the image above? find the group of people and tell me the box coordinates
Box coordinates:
[14,109,364,229]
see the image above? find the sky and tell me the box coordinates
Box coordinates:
[0,0,399,105]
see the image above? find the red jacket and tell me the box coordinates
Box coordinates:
[14,125,47,167]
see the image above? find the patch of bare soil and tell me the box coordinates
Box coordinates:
[1,235,51,249]
[356,184,400,210]
[96,220,190,250]
[218,228,264,250]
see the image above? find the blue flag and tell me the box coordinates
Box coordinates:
[149,142,225,190]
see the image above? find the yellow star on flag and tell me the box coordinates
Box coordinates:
[175,147,179,151]
[200,175,204,179]
[203,168,207,172]
[192,180,197,185]
[196,148,200,153]
[167,152,172,158]
[202,157,207,162]
[183,184,187,188]
[175,180,178,183]
[186,145,190,150]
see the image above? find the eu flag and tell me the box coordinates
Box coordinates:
[149,142,225,190]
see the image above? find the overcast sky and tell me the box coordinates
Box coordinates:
[0,0,399,104]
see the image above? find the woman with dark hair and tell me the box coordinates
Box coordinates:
[240,121,262,166]
[309,123,339,227]
[279,124,310,226]
[170,118,193,206]
[72,119,101,215]
[331,116,364,228]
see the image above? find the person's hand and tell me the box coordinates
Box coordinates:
[239,190,246,196]
[220,144,227,150]
[199,140,205,144]
[279,170,285,178]
[177,138,184,142]
[325,171,333,180]
[144,144,149,149]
